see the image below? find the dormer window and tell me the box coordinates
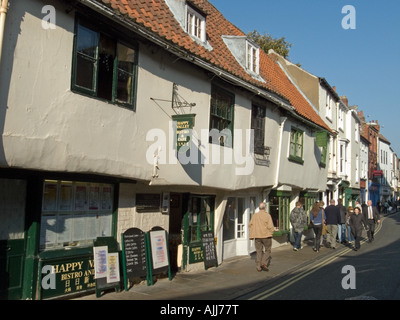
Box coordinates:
[247,41,259,74]
[186,5,206,42]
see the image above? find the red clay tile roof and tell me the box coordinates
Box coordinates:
[95,0,331,132]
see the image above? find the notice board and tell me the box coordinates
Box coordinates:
[121,228,147,291]
[201,230,218,270]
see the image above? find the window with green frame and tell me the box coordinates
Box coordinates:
[299,192,318,226]
[289,127,304,164]
[187,196,214,244]
[72,18,138,109]
[209,85,235,147]
[269,191,290,235]
[251,104,266,155]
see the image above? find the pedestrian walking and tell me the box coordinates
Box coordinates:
[349,207,368,251]
[310,201,326,252]
[290,201,308,251]
[337,198,347,244]
[324,199,341,249]
[345,206,355,244]
[363,200,380,242]
[249,202,275,272]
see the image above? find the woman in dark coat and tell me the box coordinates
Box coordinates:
[349,207,368,251]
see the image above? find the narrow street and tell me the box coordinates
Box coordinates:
[239,211,400,300]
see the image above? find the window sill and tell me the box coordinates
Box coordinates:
[288,155,304,165]
[71,88,135,111]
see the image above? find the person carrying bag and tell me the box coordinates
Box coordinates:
[310,201,326,252]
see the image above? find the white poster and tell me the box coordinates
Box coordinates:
[150,230,169,270]
[107,252,120,283]
[93,246,108,279]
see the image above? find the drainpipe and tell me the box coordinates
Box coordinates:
[273,116,288,189]
[0,0,8,66]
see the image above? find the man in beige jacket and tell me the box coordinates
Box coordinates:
[249,202,275,272]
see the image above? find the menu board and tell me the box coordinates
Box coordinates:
[202,230,218,270]
[122,228,147,278]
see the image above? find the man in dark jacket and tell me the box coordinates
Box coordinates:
[350,207,368,251]
[324,199,341,249]
[363,200,380,242]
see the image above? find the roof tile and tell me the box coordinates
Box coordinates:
[96,0,331,131]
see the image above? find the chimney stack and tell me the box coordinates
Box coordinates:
[340,96,349,107]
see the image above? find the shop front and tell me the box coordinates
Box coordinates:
[0,170,119,300]
[37,179,117,299]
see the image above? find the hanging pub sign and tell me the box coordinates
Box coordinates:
[315,131,328,147]
[172,114,196,152]
[372,170,383,176]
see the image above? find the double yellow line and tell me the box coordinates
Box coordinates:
[249,216,385,300]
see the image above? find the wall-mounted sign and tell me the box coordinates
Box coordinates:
[372,170,383,176]
[172,114,196,152]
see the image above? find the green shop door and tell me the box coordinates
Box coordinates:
[182,195,215,270]
[0,179,27,300]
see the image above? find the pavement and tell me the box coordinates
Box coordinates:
[73,237,352,300]
[73,209,397,301]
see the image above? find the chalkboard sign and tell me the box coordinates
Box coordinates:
[202,230,218,270]
[121,228,147,290]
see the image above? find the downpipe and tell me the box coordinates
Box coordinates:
[0,0,8,67]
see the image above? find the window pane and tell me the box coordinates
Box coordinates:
[77,24,98,58]
[116,71,132,104]
[117,43,135,72]
[76,55,95,90]
[116,44,135,104]
[223,198,235,241]
[97,34,116,101]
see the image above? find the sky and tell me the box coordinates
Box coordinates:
[210,0,400,156]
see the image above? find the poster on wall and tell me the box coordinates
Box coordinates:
[89,186,100,210]
[75,185,87,211]
[43,183,57,211]
[59,183,73,211]
[149,230,169,270]
[102,186,113,210]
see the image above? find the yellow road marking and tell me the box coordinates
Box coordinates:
[249,215,385,300]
